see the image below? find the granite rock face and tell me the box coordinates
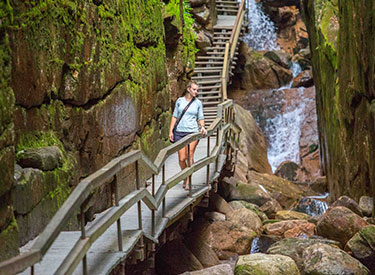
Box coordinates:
[302,0,375,201]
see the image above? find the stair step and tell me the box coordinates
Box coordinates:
[194,66,223,71]
[192,75,221,80]
[197,56,237,61]
[212,41,228,45]
[199,95,222,101]
[216,0,240,4]
[199,85,221,90]
[203,100,221,105]
[199,90,221,95]
[195,61,225,66]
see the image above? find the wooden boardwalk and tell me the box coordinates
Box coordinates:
[20,138,219,275]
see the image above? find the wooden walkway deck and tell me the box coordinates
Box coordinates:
[20,138,220,275]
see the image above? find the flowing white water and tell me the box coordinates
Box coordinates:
[266,86,307,172]
[243,0,280,51]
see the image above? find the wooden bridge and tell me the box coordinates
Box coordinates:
[0,0,247,274]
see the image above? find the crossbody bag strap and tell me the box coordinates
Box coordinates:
[174,97,196,131]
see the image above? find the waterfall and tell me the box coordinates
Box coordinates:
[266,86,306,172]
[243,0,279,51]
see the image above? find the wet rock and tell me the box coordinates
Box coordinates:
[228,200,268,222]
[330,196,363,217]
[235,253,300,275]
[267,237,341,271]
[188,0,208,8]
[196,30,212,53]
[294,197,328,216]
[275,210,311,220]
[259,199,283,219]
[359,196,373,217]
[275,161,299,182]
[262,0,300,8]
[250,235,282,253]
[14,164,23,181]
[308,215,322,225]
[345,225,375,272]
[204,212,226,222]
[200,220,256,255]
[316,206,368,246]
[291,70,313,88]
[224,179,272,207]
[156,239,203,274]
[192,5,211,26]
[247,171,310,209]
[209,192,233,215]
[292,48,311,70]
[240,50,293,90]
[182,263,233,275]
[233,104,272,176]
[227,208,263,235]
[264,220,315,238]
[17,146,63,171]
[309,176,328,194]
[263,50,291,69]
[185,233,221,268]
[303,243,369,274]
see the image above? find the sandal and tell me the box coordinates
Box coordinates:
[182,179,187,189]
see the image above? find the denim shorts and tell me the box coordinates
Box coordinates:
[174,131,195,142]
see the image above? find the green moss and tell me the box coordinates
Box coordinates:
[0,216,19,261]
[16,130,64,154]
[234,264,268,275]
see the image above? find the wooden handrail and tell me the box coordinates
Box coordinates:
[0,99,238,275]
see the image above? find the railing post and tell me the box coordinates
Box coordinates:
[111,175,123,252]
[80,205,87,275]
[151,174,155,236]
[188,144,192,197]
[206,136,210,186]
[135,161,144,258]
[31,266,34,275]
[162,165,166,217]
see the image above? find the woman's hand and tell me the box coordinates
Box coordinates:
[200,126,207,136]
[169,131,174,142]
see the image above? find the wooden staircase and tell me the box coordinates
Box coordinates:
[193,0,246,127]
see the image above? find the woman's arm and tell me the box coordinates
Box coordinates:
[169,116,177,142]
[198,119,207,135]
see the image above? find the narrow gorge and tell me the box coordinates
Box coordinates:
[1,0,375,274]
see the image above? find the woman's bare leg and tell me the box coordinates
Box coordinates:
[178,147,188,187]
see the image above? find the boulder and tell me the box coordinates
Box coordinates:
[330,196,363,217]
[185,233,221,268]
[259,199,283,219]
[250,235,282,254]
[345,225,375,272]
[192,5,210,26]
[316,206,368,246]
[196,30,212,53]
[240,50,293,90]
[263,50,291,69]
[294,197,328,216]
[309,176,328,194]
[291,48,311,70]
[204,212,226,222]
[182,263,233,275]
[267,237,341,271]
[264,220,315,238]
[228,200,268,222]
[274,161,299,182]
[303,243,369,274]
[247,171,310,209]
[235,253,300,275]
[200,220,256,255]
[209,192,233,215]
[275,210,311,220]
[224,179,272,207]
[227,208,263,235]
[291,70,313,88]
[188,0,208,8]
[233,104,272,175]
[17,146,63,171]
[359,196,373,217]
[156,239,203,274]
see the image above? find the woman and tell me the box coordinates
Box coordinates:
[169,81,207,190]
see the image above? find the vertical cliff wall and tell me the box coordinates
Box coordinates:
[0,0,19,261]
[0,0,182,256]
[302,0,375,201]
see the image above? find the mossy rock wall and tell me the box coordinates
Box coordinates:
[0,0,19,261]
[3,0,175,249]
[301,0,375,200]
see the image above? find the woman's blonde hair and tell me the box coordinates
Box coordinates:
[187,80,198,89]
